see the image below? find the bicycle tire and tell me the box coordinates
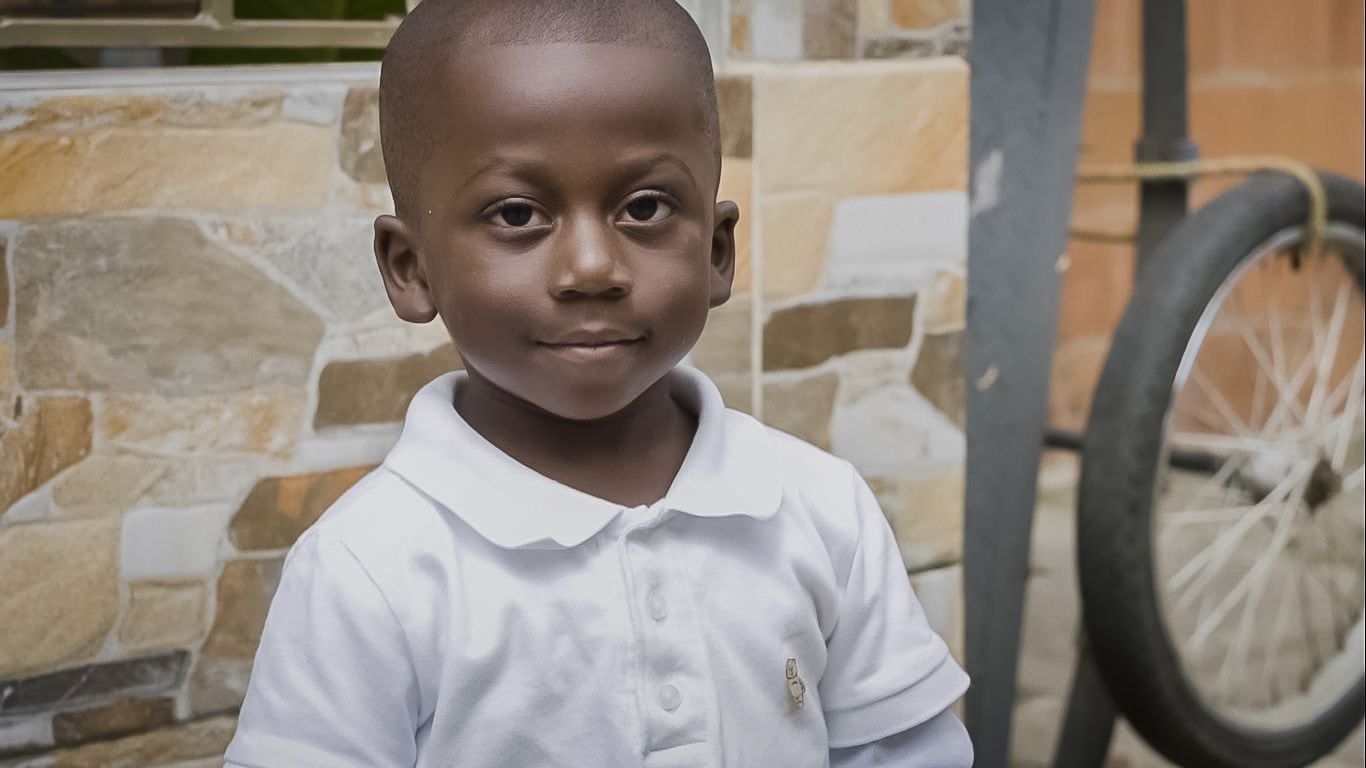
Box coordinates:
[1078,171,1366,768]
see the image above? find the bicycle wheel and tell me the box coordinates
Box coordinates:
[1078,171,1366,768]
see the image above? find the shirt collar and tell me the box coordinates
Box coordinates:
[382,365,783,550]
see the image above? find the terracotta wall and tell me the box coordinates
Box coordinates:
[0,2,972,762]
[1052,0,1366,430]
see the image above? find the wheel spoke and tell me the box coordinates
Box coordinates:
[1305,283,1352,428]
[1263,575,1296,705]
[1232,309,1308,426]
[1168,431,1291,456]
[1187,496,1299,651]
[1168,461,1309,604]
[1339,465,1365,494]
[1216,536,1275,702]
[1329,351,1365,469]
[1161,505,1266,526]
[1192,367,1254,437]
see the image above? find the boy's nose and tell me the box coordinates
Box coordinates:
[548,217,632,300]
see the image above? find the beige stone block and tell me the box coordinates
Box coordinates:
[51,695,176,746]
[314,345,459,428]
[762,190,834,298]
[858,0,894,35]
[101,391,304,458]
[200,558,284,661]
[920,269,966,334]
[339,88,385,185]
[0,518,119,676]
[229,466,373,552]
[0,123,333,218]
[764,295,916,371]
[51,455,167,518]
[718,158,754,294]
[14,217,324,397]
[755,59,968,197]
[118,580,208,653]
[692,297,752,377]
[0,90,281,134]
[1,396,93,515]
[803,0,858,59]
[190,559,285,714]
[716,77,753,159]
[873,467,963,569]
[730,6,752,56]
[890,0,966,28]
[138,456,271,508]
[910,330,964,427]
[712,373,755,414]
[763,370,841,450]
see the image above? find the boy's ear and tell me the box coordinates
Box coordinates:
[708,200,740,309]
[374,215,439,323]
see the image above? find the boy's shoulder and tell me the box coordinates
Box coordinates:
[725,405,866,512]
[289,465,443,567]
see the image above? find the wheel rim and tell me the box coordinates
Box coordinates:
[1153,222,1366,735]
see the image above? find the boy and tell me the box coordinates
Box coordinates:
[226,0,972,765]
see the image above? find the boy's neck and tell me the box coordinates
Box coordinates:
[453,368,698,509]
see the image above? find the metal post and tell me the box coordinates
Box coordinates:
[1053,3,1197,766]
[1052,645,1118,768]
[964,1,1097,765]
[1134,0,1198,271]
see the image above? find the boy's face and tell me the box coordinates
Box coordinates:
[375,42,738,422]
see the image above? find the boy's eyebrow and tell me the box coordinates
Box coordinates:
[459,152,699,193]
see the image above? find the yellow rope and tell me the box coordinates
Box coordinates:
[1071,157,1327,249]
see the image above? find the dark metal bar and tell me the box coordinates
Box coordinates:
[1134,0,1198,272]
[964,0,1097,765]
[1044,427,1224,474]
[1052,644,1118,768]
[1051,3,1198,765]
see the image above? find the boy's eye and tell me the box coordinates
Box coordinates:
[622,194,673,223]
[492,202,548,228]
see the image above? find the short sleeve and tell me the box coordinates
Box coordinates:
[818,465,971,748]
[225,531,421,768]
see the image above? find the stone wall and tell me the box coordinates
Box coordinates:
[0,3,968,763]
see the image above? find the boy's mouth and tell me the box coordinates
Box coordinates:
[537,330,645,361]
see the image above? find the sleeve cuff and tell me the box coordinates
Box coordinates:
[823,653,971,749]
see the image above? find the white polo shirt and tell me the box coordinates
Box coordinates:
[226,366,968,768]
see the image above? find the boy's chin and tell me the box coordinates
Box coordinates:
[533,376,669,424]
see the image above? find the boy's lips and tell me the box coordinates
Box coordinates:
[536,330,645,362]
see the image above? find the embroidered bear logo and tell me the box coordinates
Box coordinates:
[786,657,806,710]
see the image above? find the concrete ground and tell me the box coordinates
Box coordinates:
[1012,452,1365,768]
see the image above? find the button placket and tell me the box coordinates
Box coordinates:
[624,521,709,752]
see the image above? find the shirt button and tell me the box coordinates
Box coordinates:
[647,591,668,621]
[658,683,682,711]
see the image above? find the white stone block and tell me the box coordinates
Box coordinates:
[282,84,346,126]
[751,0,805,59]
[831,384,964,477]
[0,715,52,754]
[821,191,968,294]
[120,504,235,581]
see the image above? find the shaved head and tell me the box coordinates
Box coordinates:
[378,0,719,219]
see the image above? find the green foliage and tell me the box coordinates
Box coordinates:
[0,0,403,69]
[187,0,404,64]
